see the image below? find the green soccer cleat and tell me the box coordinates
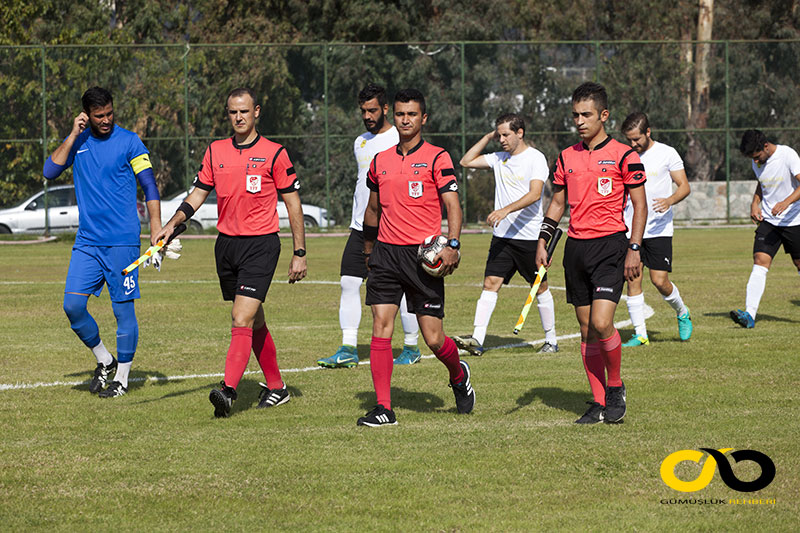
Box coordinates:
[317,345,359,368]
[622,334,649,347]
[394,345,422,365]
[677,308,693,341]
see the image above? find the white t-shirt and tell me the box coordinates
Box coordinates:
[752,144,800,227]
[483,146,549,240]
[350,126,400,230]
[623,141,684,239]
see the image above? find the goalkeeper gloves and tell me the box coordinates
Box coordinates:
[141,239,182,272]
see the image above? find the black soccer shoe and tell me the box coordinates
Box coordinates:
[604,382,627,424]
[209,381,237,418]
[357,404,397,427]
[98,381,127,398]
[89,357,117,394]
[257,383,291,408]
[449,360,475,414]
[574,401,605,424]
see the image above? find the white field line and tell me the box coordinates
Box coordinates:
[0,286,652,392]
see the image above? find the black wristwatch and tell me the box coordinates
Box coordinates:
[293,248,306,257]
[447,238,461,250]
[628,243,641,252]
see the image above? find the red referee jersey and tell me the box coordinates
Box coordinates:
[554,136,645,239]
[367,139,458,245]
[194,135,299,236]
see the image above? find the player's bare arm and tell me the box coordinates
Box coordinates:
[459,132,494,169]
[281,190,307,284]
[751,183,764,223]
[50,112,89,165]
[537,184,566,268]
[362,190,380,267]
[434,190,463,276]
[652,169,691,213]
[487,180,544,226]
[155,187,211,242]
[771,179,800,216]
[146,199,162,245]
[625,185,647,281]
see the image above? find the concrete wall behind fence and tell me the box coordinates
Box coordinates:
[672,180,756,223]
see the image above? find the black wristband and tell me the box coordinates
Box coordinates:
[539,217,558,244]
[177,201,195,220]
[363,224,378,241]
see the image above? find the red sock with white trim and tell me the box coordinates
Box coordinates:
[370,336,393,409]
[599,330,623,387]
[253,324,284,390]
[224,327,253,390]
[435,336,464,383]
[582,341,607,405]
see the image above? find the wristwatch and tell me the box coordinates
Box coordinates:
[293,248,306,257]
[628,243,641,252]
[447,238,461,250]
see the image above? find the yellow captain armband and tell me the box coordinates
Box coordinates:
[130,153,153,174]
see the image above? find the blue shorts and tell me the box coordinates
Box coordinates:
[65,245,141,302]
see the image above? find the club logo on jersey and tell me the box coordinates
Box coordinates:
[246,175,261,194]
[411,163,428,168]
[598,160,616,165]
[598,176,612,196]
[360,139,367,148]
[249,157,265,162]
[409,181,423,198]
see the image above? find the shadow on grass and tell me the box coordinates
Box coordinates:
[68,368,168,393]
[507,387,590,416]
[355,387,446,413]
[792,300,800,307]
[705,311,798,324]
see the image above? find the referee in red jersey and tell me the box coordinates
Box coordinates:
[157,88,307,418]
[357,88,475,426]
[536,82,647,425]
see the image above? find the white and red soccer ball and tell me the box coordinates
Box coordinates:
[417,234,459,277]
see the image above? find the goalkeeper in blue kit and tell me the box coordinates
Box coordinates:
[43,87,165,397]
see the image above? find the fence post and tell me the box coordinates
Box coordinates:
[725,41,731,223]
[41,45,50,236]
[323,44,331,229]
[184,43,191,189]
[460,42,467,223]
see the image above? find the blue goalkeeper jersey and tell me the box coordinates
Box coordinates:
[62,126,150,246]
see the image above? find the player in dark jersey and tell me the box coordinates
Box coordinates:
[536,82,647,425]
[43,86,163,398]
[156,88,307,418]
[357,89,475,427]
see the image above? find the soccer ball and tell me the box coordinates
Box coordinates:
[417,234,458,277]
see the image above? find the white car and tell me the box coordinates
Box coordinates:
[0,184,147,234]
[158,189,333,232]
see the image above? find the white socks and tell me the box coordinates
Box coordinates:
[472,290,498,345]
[399,293,420,346]
[339,276,363,346]
[536,289,558,344]
[91,340,114,366]
[114,361,131,388]
[663,283,688,317]
[626,292,648,337]
[746,264,769,319]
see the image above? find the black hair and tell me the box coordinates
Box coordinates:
[226,87,258,106]
[495,113,525,136]
[358,83,387,107]
[572,82,608,113]
[740,129,768,156]
[82,87,113,113]
[394,88,426,115]
[621,111,650,135]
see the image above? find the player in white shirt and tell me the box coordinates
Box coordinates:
[317,83,421,368]
[454,113,558,355]
[620,112,693,346]
[731,129,800,328]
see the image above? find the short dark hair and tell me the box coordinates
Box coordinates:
[82,87,113,113]
[740,129,768,156]
[572,82,608,113]
[226,87,258,106]
[495,113,525,136]
[394,88,426,115]
[621,112,650,135]
[358,83,387,107]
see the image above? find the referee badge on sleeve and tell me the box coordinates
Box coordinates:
[246,175,261,194]
[598,176,612,196]
[409,181,423,198]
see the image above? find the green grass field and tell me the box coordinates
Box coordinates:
[1,228,798,531]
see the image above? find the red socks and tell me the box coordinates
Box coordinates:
[599,330,622,387]
[253,324,284,390]
[370,336,394,409]
[224,327,253,390]
[435,336,464,383]
[582,341,607,405]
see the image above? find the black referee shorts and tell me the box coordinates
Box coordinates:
[365,240,445,318]
[215,232,280,302]
[484,236,544,285]
[754,221,800,259]
[340,229,369,278]
[563,232,627,307]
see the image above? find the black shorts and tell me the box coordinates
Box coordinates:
[484,236,545,285]
[640,236,673,272]
[563,232,627,307]
[753,221,800,259]
[365,241,445,318]
[215,232,280,302]
[340,229,369,278]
